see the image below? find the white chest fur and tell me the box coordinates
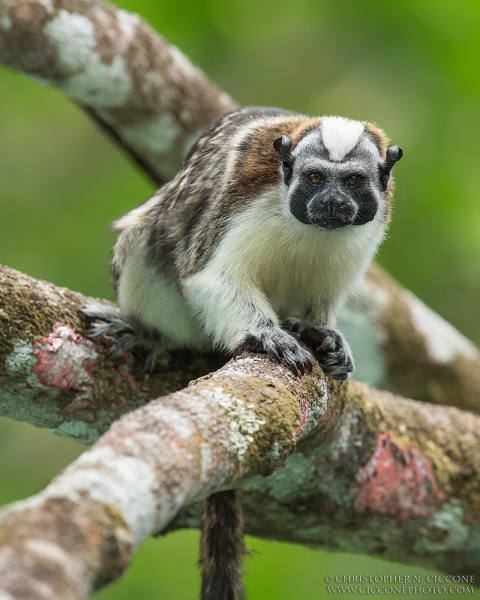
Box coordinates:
[194,190,387,325]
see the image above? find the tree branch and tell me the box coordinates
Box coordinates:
[1,262,480,597]
[0,264,226,444]
[0,352,479,598]
[345,265,480,414]
[1,262,479,447]
[0,0,235,184]
[0,347,329,598]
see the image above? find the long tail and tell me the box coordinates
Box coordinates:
[200,489,246,600]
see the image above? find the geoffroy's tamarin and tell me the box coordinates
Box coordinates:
[84,106,402,600]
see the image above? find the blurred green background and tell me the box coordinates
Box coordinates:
[1,0,479,598]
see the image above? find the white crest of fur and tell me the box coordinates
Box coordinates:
[320,116,365,162]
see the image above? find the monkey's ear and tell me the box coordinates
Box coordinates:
[273,135,293,161]
[273,135,293,184]
[380,145,403,191]
[386,145,403,166]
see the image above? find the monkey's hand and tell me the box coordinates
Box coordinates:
[300,326,354,382]
[233,327,313,376]
[82,301,163,372]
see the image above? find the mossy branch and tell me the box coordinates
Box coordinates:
[1,262,480,598]
[0,0,235,184]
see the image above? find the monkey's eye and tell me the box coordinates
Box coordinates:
[345,174,361,187]
[308,173,324,185]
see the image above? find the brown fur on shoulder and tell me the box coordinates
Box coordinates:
[229,116,320,203]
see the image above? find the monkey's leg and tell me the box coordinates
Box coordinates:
[82,301,165,371]
[184,277,312,375]
[200,490,246,600]
[300,325,354,381]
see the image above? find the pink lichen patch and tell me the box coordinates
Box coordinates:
[32,323,98,413]
[296,387,327,438]
[297,401,310,433]
[354,432,444,519]
[118,354,142,395]
[109,354,142,410]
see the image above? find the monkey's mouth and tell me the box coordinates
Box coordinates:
[306,200,357,230]
[309,214,356,230]
[288,199,357,229]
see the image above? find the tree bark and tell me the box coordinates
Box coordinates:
[1,348,479,598]
[0,0,235,184]
[1,263,480,598]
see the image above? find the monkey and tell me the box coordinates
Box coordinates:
[83,106,402,600]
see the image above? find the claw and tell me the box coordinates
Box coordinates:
[284,354,299,376]
[234,329,313,377]
[268,348,282,363]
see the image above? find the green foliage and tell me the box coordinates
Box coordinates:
[0,0,478,597]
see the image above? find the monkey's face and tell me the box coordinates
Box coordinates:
[287,159,380,230]
[273,119,402,231]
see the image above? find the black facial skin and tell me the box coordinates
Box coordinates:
[273,135,403,230]
[288,171,379,229]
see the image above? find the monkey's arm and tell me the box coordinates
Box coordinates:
[183,273,313,375]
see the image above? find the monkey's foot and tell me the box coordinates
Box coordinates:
[82,301,163,372]
[300,326,354,381]
[233,329,313,376]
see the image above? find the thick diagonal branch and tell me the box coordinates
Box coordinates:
[1,262,480,596]
[0,348,329,598]
[0,352,479,599]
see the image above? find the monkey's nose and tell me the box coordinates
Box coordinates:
[318,197,347,214]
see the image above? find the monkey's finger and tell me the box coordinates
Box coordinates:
[284,356,299,376]
[259,333,283,363]
[265,346,283,364]
[304,356,314,373]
